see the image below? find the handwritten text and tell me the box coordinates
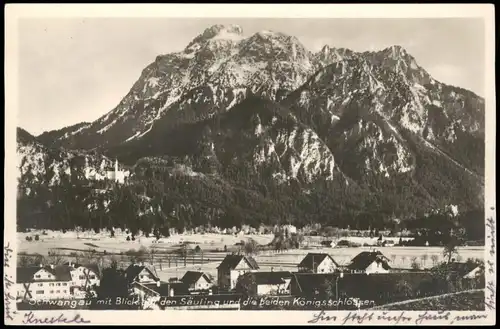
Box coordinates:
[22,312,91,325]
[4,243,16,321]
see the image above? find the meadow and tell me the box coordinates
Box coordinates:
[18,229,485,282]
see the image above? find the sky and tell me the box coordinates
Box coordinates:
[18,18,486,135]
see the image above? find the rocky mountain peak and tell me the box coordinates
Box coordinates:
[185,24,244,53]
[207,24,244,37]
[385,45,409,58]
[314,46,356,68]
[255,30,285,39]
[361,45,431,86]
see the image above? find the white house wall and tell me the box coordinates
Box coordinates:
[193,276,212,291]
[17,281,72,300]
[136,269,158,284]
[317,258,337,273]
[365,261,390,274]
[32,268,56,281]
[256,279,291,295]
[71,267,100,288]
[230,259,256,290]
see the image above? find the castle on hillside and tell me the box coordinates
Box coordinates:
[105,159,130,183]
[85,159,130,184]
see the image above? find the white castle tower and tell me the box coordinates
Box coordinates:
[105,159,130,184]
[84,157,91,179]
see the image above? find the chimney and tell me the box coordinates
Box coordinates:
[156,281,161,288]
[50,264,55,269]
[39,263,43,268]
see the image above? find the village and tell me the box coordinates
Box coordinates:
[16,241,485,311]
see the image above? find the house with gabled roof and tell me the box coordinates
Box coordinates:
[64,262,101,298]
[463,264,484,279]
[289,273,339,297]
[180,271,213,292]
[217,254,260,291]
[240,271,294,296]
[16,265,73,301]
[298,253,339,273]
[347,251,391,274]
[431,261,481,279]
[131,279,189,300]
[125,264,159,285]
[462,263,485,289]
[125,263,178,300]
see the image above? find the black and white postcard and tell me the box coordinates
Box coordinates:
[4,3,496,325]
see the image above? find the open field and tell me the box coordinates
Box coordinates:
[18,230,485,282]
[17,229,434,255]
[18,230,276,255]
[153,246,484,281]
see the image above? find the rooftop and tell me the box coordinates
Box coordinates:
[347,251,391,271]
[217,254,260,270]
[181,271,212,285]
[17,265,73,283]
[251,271,294,285]
[298,253,339,271]
[125,264,159,283]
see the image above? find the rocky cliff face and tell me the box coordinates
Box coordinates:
[17,128,117,196]
[284,46,484,180]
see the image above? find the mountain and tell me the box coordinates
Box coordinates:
[283,46,484,210]
[19,24,485,233]
[38,25,318,150]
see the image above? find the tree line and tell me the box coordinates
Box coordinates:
[17,153,484,244]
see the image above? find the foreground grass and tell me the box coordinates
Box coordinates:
[372,289,485,311]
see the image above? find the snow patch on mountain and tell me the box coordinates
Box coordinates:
[212,29,245,42]
[432,100,442,107]
[59,123,91,141]
[97,106,130,134]
[148,77,160,88]
[254,123,264,136]
[125,131,142,142]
